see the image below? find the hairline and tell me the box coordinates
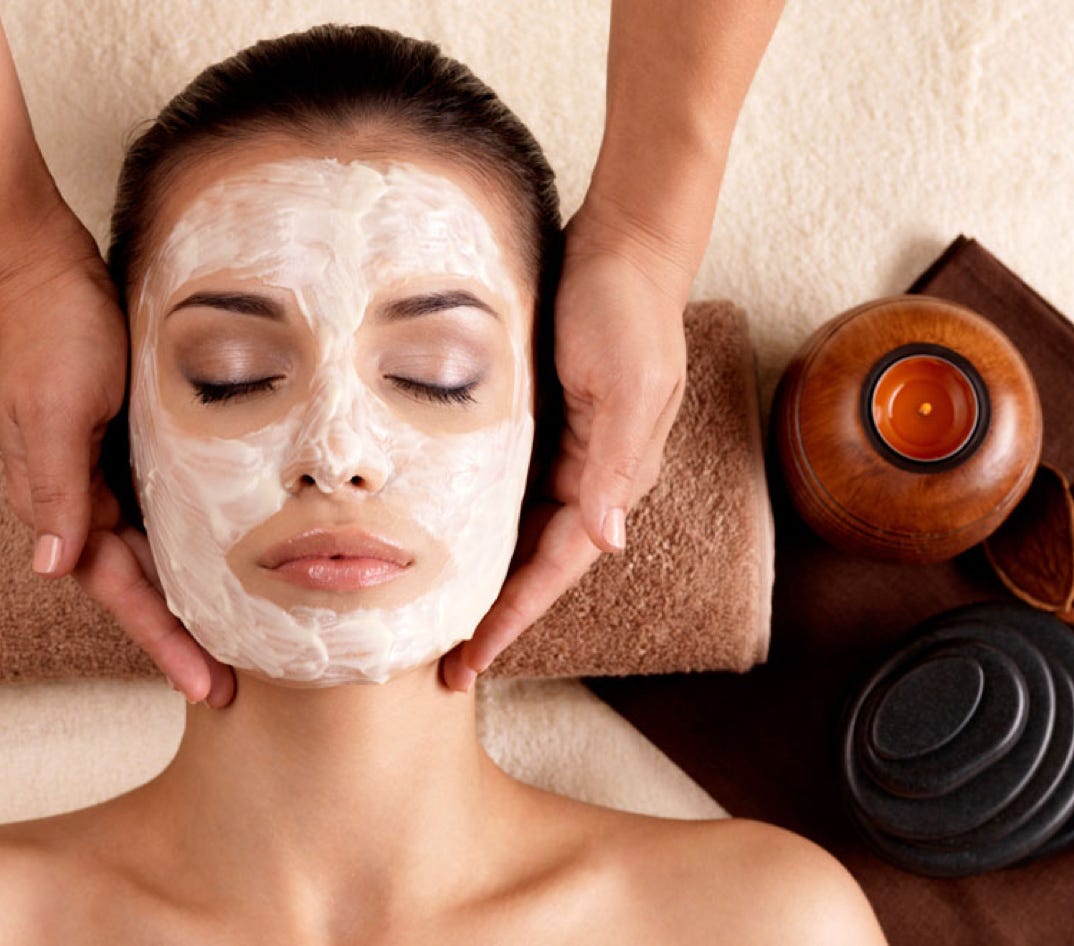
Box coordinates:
[123,124,541,313]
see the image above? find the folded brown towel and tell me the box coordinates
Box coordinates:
[0,507,157,681]
[593,238,1074,946]
[491,300,773,677]
[0,300,772,683]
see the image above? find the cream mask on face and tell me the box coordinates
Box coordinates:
[129,157,535,685]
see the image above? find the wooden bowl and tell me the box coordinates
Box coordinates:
[773,296,1042,563]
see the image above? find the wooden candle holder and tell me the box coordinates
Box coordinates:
[773,296,1042,564]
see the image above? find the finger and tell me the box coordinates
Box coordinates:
[0,447,33,526]
[87,467,123,533]
[546,392,675,510]
[440,504,601,691]
[632,382,684,496]
[632,446,667,502]
[118,524,163,593]
[202,640,237,709]
[575,383,667,554]
[0,415,119,532]
[17,405,99,578]
[74,529,215,703]
[546,425,587,506]
[115,525,236,708]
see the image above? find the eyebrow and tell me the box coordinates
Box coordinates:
[165,289,500,323]
[381,290,501,323]
[166,291,284,320]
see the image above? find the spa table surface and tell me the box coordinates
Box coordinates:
[590,238,1074,946]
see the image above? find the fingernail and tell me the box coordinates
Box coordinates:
[166,676,194,703]
[32,534,63,575]
[601,507,626,551]
[455,665,478,693]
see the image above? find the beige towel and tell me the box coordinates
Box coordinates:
[0,300,772,683]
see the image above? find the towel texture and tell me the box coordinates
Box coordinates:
[0,300,772,684]
[490,300,772,677]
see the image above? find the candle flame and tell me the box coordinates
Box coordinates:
[917,402,933,417]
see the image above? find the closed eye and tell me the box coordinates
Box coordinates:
[192,377,282,404]
[387,376,478,405]
[190,375,478,406]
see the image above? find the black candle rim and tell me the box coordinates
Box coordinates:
[861,342,992,474]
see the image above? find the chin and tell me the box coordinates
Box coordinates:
[230,653,446,689]
[234,667,381,689]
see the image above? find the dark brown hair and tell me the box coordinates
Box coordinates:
[107,23,562,305]
[104,24,563,518]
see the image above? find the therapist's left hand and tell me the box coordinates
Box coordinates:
[440,197,689,692]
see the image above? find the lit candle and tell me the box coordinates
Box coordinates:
[870,354,980,463]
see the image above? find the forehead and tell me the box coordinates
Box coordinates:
[140,151,522,305]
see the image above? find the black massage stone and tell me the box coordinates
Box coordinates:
[839,603,1074,877]
[872,654,984,758]
[857,640,1032,801]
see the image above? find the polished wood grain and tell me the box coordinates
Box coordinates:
[984,462,1074,618]
[774,296,1042,564]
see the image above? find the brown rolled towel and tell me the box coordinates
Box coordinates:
[0,300,772,683]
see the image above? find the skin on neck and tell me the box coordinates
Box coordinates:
[128,662,532,938]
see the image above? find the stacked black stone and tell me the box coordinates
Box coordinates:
[839,603,1074,877]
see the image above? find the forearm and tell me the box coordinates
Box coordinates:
[588,0,785,279]
[0,17,61,231]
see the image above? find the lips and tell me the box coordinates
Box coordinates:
[259,528,413,592]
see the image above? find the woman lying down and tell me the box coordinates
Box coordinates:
[0,24,886,945]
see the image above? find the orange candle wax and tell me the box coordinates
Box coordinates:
[871,355,979,462]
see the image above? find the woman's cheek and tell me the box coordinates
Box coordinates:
[138,404,299,557]
[386,414,535,581]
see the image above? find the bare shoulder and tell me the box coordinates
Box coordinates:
[0,810,157,946]
[0,822,67,945]
[610,815,889,946]
[513,787,887,945]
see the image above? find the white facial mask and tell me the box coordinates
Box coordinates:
[129,158,535,685]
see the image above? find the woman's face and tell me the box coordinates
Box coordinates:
[128,142,536,686]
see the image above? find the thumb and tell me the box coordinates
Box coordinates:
[22,410,95,577]
[576,387,653,555]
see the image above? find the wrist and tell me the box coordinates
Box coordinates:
[0,189,104,298]
[0,168,65,243]
[565,191,698,312]
[584,122,728,277]
[577,143,724,290]
[0,111,63,214]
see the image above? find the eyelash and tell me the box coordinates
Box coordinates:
[193,378,281,403]
[191,376,478,406]
[385,375,478,405]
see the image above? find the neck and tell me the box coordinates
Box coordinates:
[137,661,522,937]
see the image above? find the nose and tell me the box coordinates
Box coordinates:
[281,378,393,495]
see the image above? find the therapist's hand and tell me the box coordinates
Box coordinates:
[0,196,235,707]
[440,196,689,691]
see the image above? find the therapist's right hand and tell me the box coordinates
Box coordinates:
[0,194,235,707]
